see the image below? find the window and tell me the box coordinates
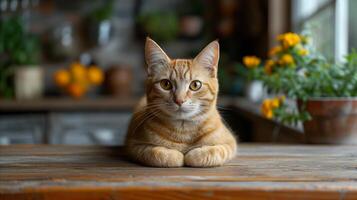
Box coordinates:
[292,0,351,62]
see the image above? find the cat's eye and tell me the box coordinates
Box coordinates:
[160,79,172,90]
[189,80,202,91]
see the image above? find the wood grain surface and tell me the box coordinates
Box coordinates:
[1,144,357,199]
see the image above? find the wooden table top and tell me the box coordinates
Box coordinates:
[1,144,356,200]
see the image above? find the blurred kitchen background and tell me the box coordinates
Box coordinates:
[0,0,356,145]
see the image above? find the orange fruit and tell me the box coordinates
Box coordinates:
[87,66,104,85]
[67,83,86,99]
[70,62,86,82]
[54,69,70,87]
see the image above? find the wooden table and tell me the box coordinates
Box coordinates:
[1,144,356,200]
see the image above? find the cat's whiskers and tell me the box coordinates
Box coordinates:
[130,103,163,124]
[191,110,208,124]
[132,108,161,135]
[216,106,231,111]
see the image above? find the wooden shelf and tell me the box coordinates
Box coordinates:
[0,96,239,113]
[0,97,139,112]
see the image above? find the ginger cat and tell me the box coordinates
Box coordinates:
[125,38,237,167]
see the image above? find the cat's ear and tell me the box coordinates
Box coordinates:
[193,40,220,77]
[145,37,171,75]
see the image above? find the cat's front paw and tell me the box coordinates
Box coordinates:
[184,145,230,167]
[146,146,184,167]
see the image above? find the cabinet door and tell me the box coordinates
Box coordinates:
[0,115,45,145]
[49,112,132,145]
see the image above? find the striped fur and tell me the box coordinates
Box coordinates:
[125,38,237,167]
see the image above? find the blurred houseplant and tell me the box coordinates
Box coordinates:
[87,0,114,47]
[178,0,204,38]
[242,32,357,144]
[137,11,178,42]
[0,17,42,99]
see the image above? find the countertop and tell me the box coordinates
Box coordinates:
[0,144,356,199]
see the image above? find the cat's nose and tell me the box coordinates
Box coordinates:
[174,98,185,106]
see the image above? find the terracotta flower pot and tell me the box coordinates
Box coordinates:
[298,98,357,144]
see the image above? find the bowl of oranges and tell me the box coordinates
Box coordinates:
[54,62,104,99]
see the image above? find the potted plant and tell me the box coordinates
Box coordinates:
[137,11,179,42]
[241,32,357,144]
[178,0,204,38]
[0,17,42,100]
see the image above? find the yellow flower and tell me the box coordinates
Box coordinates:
[271,98,280,108]
[298,48,309,56]
[264,60,275,75]
[262,108,274,119]
[261,99,274,119]
[261,97,284,119]
[279,54,295,66]
[278,95,286,104]
[261,100,271,118]
[243,56,261,68]
[268,46,282,57]
[277,32,301,49]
